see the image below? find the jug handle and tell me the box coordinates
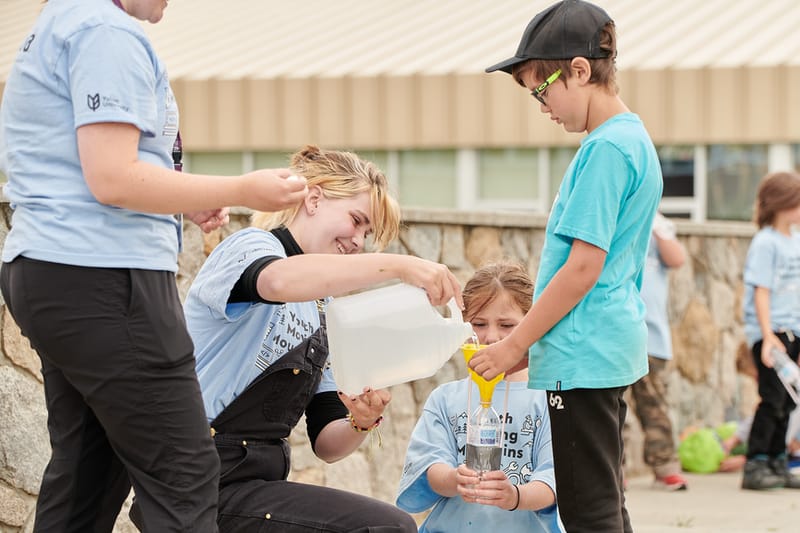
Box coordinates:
[445,298,464,324]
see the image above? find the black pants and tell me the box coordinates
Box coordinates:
[547,387,632,533]
[1,257,219,532]
[219,479,417,532]
[747,332,800,459]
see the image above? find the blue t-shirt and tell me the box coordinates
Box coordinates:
[397,378,562,533]
[742,227,800,346]
[641,234,673,360]
[0,0,181,271]
[184,228,337,422]
[529,113,662,391]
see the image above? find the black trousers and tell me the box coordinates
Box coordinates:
[219,479,417,532]
[747,332,800,458]
[547,387,632,533]
[1,257,219,532]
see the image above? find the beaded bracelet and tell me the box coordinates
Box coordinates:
[346,413,383,432]
[508,484,521,511]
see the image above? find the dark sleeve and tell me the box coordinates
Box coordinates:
[305,391,349,452]
[227,255,282,304]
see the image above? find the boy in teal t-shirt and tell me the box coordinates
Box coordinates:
[470,1,662,531]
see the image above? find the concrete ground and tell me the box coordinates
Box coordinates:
[626,472,800,532]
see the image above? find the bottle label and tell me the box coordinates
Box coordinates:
[478,426,497,445]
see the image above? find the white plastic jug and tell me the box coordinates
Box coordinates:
[326,282,474,396]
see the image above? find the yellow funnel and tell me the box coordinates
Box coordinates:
[462,343,504,405]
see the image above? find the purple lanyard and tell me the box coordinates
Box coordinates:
[111,0,124,10]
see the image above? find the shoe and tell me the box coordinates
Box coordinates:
[768,455,800,489]
[741,458,785,490]
[654,473,688,491]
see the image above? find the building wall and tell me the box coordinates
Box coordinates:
[0,204,757,531]
[153,66,800,153]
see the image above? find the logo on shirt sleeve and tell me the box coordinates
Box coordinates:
[22,34,35,52]
[87,93,100,111]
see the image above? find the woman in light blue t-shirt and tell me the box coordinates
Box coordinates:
[0,0,307,530]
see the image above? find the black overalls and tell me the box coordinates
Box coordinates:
[210,320,416,532]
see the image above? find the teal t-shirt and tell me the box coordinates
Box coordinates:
[529,113,662,391]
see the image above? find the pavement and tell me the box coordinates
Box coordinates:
[625,472,799,532]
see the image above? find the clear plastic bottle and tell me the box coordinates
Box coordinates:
[466,403,502,474]
[772,348,800,403]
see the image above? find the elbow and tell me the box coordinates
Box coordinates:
[84,168,128,207]
[573,264,602,294]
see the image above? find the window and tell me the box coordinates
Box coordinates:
[549,147,578,207]
[707,145,767,221]
[186,152,243,175]
[477,148,538,203]
[254,151,293,170]
[397,150,456,208]
[352,150,389,176]
[793,144,800,172]
[658,146,694,197]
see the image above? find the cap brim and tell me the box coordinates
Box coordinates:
[485,56,526,74]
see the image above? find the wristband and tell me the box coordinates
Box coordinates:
[346,413,383,433]
[508,484,520,511]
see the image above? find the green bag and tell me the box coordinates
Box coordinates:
[678,428,725,473]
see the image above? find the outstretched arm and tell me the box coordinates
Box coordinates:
[469,238,605,379]
[257,253,463,307]
[77,122,308,214]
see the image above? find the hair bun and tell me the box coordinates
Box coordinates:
[297,145,321,161]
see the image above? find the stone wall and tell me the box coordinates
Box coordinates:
[0,204,757,531]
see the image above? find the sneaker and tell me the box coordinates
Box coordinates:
[768,455,800,489]
[654,473,688,491]
[742,458,785,490]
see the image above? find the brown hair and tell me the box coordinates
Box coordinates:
[462,260,533,323]
[511,21,618,94]
[251,145,400,251]
[753,171,800,228]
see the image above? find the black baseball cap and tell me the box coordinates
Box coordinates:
[486,0,613,74]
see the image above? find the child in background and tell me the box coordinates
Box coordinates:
[397,260,562,533]
[741,171,800,491]
[471,1,662,530]
[631,212,689,490]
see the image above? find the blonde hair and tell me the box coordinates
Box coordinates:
[462,260,534,323]
[753,171,800,228]
[511,21,618,94]
[251,145,400,251]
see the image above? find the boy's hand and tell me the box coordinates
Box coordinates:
[468,337,526,380]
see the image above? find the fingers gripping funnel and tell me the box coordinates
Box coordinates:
[462,343,505,405]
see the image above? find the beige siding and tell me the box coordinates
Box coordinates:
[2,0,799,150]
